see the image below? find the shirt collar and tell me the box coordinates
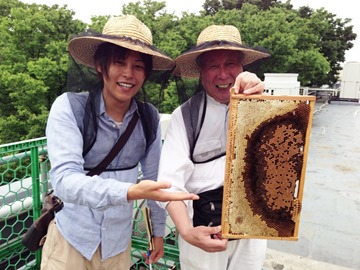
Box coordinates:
[99,93,139,119]
[206,93,230,109]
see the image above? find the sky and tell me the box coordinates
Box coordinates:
[19,0,360,64]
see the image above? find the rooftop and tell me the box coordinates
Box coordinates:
[264,100,360,269]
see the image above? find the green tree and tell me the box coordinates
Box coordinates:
[0,0,357,143]
[203,0,222,16]
[228,4,330,85]
[296,6,357,86]
[203,0,279,15]
[120,0,184,111]
[199,1,356,86]
[0,0,86,143]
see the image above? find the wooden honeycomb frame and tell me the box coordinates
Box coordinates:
[221,91,315,240]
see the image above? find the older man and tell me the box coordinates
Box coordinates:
[157,24,270,270]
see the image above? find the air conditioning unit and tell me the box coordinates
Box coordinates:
[264,73,300,96]
[340,62,360,100]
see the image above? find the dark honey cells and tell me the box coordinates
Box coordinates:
[222,93,316,240]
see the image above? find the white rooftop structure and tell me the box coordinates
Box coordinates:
[264,73,301,96]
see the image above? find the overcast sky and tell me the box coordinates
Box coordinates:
[19,0,360,63]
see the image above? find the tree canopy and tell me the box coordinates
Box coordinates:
[0,0,356,143]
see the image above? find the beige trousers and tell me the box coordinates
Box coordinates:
[41,220,131,270]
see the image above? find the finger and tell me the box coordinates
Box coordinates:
[212,232,222,239]
[243,81,264,95]
[209,225,222,234]
[160,192,199,202]
[233,80,240,94]
[233,71,251,93]
[149,248,163,264]
[141,251,151,264]
[151,251,162,264]
[149,252,154,264]
[153,181,172,189]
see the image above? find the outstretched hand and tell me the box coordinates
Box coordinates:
[233,71,264,95]
[127,180,199,201]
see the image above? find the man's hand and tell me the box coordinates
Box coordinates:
[127,180,199,201]
[181,225,228,253]
[233,71,264,95]
[143,236,164,264]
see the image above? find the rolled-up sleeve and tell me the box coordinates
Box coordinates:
[157,107,195,210]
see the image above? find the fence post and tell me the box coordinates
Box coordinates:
[30,146,43,267]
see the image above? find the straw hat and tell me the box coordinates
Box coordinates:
[173,25,270,78]
[68,15,174,71]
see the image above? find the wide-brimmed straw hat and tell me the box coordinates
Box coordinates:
[68,15,174,71]
[173,25,270,78]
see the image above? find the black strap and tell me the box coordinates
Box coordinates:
[86,113,139,176]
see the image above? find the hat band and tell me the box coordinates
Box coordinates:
[188,40,256,54]
[70,31,168,56]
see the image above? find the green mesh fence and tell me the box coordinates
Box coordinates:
[0,138,180,270]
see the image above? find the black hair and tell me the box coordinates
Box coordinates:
[94,42,153,81]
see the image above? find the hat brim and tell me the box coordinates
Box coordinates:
[68,36,174,71]
[173,44,270,78]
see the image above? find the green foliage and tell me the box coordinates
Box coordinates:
[233,4,332,84]
[0,0,357,144]
[160,81,181,113]
[203,0,222,15]
[296,7,356,86]
[203,0,280,15]
[0,0,86,143]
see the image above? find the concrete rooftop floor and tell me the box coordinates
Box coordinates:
[264,99,360,270]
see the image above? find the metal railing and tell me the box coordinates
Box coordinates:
[0,137,179,270]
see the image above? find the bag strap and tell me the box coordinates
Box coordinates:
[45,114,139,215]
[86,113,139,176]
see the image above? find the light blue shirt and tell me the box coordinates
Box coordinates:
[46,92,165,260]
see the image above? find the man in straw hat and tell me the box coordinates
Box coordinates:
[41,15,198,270]
[157,24,271,269]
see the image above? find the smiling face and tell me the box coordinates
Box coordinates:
[198,50,243,104]
[94,43,152,118]
[100,50,146,105]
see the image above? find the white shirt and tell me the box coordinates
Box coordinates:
[158,94,229,213]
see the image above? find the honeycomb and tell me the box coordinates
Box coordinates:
[221,92,315,240]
